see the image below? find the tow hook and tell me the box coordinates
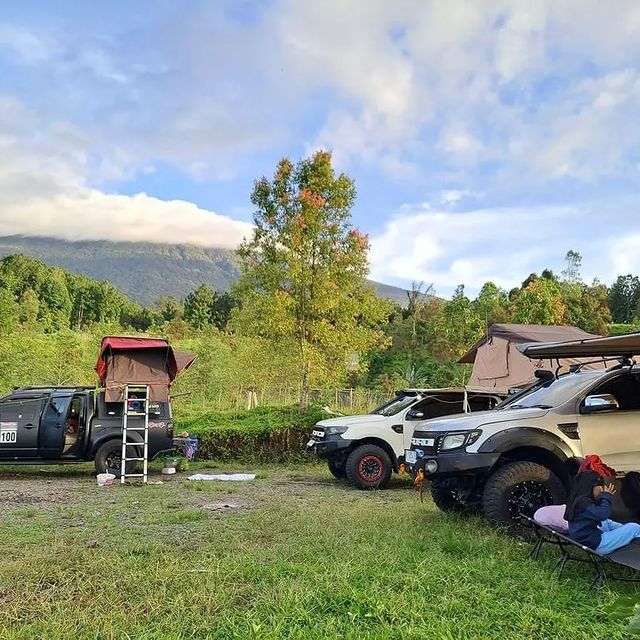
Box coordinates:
[414,469,425,502]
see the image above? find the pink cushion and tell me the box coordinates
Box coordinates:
[534,505,568,532]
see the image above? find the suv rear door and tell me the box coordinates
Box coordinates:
[0,395,44,459]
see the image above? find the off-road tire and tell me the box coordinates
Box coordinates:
[328,458,347,480]
[94,440,139,477]
[483,461,566,527]
[345,444,393,490]
[431,484,468,513]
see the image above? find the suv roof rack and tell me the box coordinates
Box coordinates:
[12,385,96,391]
[569,356,635,374]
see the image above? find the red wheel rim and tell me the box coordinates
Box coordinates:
[358,455,384,482]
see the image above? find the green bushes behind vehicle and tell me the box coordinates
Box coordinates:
[175,405,326,463]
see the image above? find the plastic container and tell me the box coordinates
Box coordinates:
[161,467,176,475]
[97,473,116,486]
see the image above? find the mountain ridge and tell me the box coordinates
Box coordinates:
[0,235,409,305]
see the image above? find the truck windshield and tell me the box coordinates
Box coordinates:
[371,394,418,417]
[501,373,600,410]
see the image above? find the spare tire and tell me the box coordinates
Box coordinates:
[483,461,566,527]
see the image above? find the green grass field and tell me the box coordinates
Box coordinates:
[0,463,636,639]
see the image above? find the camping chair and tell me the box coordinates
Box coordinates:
[523,515,640,589]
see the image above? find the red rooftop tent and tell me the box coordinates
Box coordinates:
[95,336,196,402]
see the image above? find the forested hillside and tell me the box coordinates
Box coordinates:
[0,235,409,305]
[1,246,639,411]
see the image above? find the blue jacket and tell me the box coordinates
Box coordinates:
[567,493,613,549]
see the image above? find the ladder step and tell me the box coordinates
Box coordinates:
[123,442,143,446]
[123,473,146,477]
[124,426,148,430]
[126,412,148,416]
[125,457,146,461]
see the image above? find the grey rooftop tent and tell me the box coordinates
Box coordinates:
[458,323,601,393]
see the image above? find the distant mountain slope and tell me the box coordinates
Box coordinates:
[0,235,408,305]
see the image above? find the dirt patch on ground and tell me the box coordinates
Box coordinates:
[0,475,91,514]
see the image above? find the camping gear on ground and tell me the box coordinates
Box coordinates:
[97,473,116,486]
[187,473,256,481]
[184,436,199,460]
[459,323,604,393]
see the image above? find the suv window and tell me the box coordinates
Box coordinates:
[0,397,42,421]
[585,372,640,411]
[500,372,601,410]
[371,394,418,417]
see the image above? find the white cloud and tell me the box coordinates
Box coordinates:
[369,203,638,296]
[0,189,251,248]
[0,95,251,249]
[274,0,640,181]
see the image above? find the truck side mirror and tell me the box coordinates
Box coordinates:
[582,394,619,414]
[406,410,424,420]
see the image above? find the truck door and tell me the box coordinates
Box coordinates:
[39,394,73,459]
[0,396,44,459]
[578,372,640,472]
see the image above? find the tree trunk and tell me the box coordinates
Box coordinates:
[299,364,310,409]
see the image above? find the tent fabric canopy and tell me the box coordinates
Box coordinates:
[459,324,597,364]
[519,332,640,360]
[459,324,601,393]
[95,336,196,402]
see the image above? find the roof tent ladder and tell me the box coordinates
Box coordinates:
[120,385,149,484]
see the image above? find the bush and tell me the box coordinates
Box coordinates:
[175,405,326,463]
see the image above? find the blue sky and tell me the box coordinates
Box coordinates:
[1,1,640,296]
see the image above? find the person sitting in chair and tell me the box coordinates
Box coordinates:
[565,471,640,554]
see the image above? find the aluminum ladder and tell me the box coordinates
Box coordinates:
[120,384,149,484]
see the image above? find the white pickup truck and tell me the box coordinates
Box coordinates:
[306,388,503,489]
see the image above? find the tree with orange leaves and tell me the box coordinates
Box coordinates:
[234,151,391,408]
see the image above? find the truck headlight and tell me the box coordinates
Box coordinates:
[324,426,348,436]
[440,433,466,450]
[439,430,482,451]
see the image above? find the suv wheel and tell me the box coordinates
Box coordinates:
[345,444,392,490]
[328,458,347,480]
[431,484,470,513]
[94,440,139,477]
[483,461,566,526]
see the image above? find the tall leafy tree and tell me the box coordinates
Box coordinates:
[0,287,19,334]
[234,151,391,407]
[511,278,566,325]
[184,284,215,330]
[609,275,640,324]
[561,249,582,283]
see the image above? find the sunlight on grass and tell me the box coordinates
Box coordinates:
[0,464,635,639]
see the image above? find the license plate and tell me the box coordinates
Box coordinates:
[405,450,417,464]
[411,437,435,447]
[0,425,17,443]
[306,439,316,448]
